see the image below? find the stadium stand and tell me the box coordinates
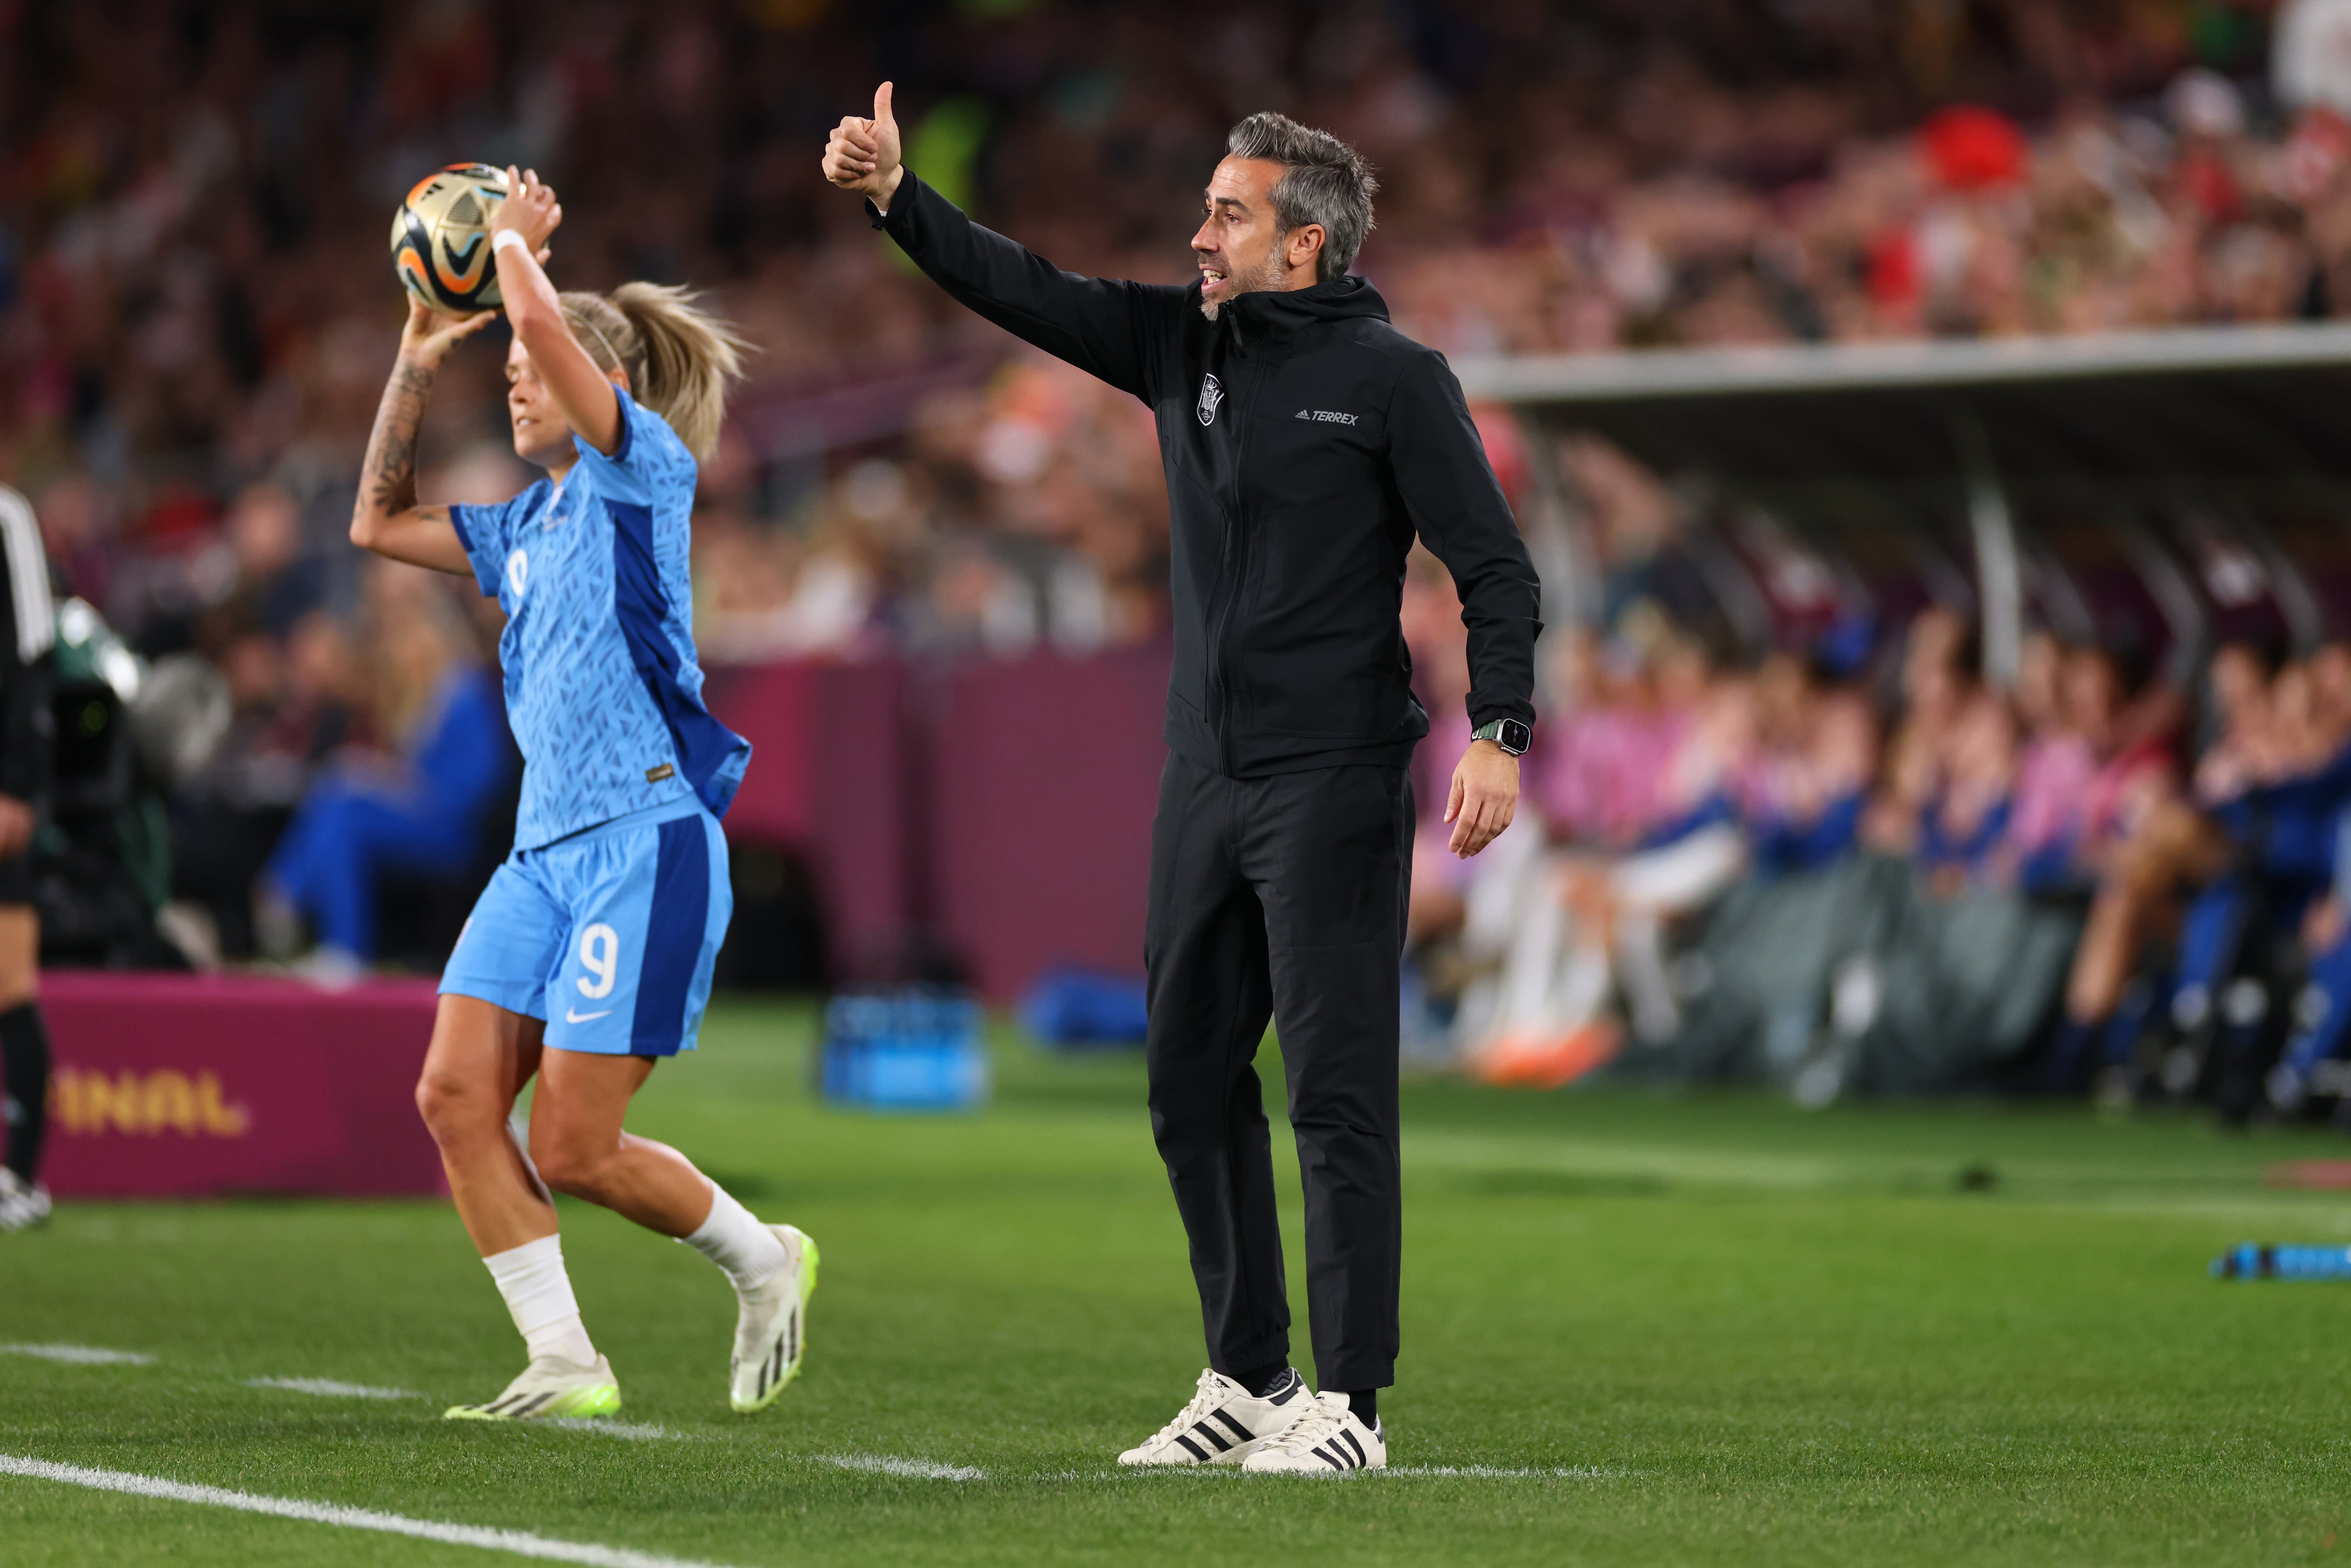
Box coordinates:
[11,0,2351,1117]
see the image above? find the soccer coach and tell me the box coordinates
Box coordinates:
[826,87,1540,1474]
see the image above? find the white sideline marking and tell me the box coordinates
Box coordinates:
[544,1418,678,1442]
[0,1454,731,1568]
[1114,1462,1627,1480]
[821,1453,986,1481]
[1389,1464,1630,1479]
[0,1343,153,1366]
[246,1378,419,1401]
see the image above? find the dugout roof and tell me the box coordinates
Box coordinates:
[1453,322,2351,492]
[1454,322,2351,674]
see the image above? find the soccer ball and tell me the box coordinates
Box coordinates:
[389,163,508,313]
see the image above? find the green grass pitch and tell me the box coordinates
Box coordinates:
[7,999,2351,1565]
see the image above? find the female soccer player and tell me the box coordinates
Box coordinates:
[350,168,814,1420]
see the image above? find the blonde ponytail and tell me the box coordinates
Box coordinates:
[558,284,749,462]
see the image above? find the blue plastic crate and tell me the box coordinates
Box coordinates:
[820,989,990,1111]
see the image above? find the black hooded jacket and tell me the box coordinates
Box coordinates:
[872,174,1542,778]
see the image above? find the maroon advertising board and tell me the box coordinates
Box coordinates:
[35,973,446,1199]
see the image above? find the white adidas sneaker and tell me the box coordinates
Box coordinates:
[1119,1367,1312,1466]
[729,1224,819,1413]
[1241,1390,1385,1474]
[443,1354,621,1421]
[0,1169,50,1232]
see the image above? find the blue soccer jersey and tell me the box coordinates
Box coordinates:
[450,389,749,851]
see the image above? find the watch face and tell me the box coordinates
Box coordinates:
[1499,720,1532,755]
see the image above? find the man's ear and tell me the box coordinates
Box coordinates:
[1287,223,1327,277]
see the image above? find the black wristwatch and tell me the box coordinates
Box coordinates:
[1471,718,1531,756]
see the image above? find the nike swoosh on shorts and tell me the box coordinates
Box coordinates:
[565,1008,614,1024]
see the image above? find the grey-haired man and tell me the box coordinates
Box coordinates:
[826,89,1540,1473]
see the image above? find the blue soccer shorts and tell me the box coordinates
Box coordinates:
[440,800,733,1057]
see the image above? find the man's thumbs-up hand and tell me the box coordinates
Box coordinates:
[823,82,906,211]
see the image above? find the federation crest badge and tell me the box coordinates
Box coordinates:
[1197,372,1224,427]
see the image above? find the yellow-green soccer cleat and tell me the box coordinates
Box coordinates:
[730,1225,818,1413]
[443,1354,621,1421]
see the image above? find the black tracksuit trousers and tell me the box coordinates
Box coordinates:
[1144,751,1412,1393]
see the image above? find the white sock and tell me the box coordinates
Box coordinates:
[482,1233,597,1366]
[683,1183,790,1292]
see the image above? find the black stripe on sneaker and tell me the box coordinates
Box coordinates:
[1192,1421,1233,1453]
[1208,1409,1255,1443]
[510,1393,556,1418]
[1339,1429,1367,1466]
[1173,1433,1211,1462]
[1313,1445,1346,1471]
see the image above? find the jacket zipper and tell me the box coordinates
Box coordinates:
[1208,348,1267,777]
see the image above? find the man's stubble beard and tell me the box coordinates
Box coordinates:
[1198,247,1292,321]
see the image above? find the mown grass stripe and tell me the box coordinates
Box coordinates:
[0,1454,732,1568]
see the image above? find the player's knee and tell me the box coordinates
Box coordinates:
[530,1139,607,1201]
[414,1070,496,1144]
[525,1117,607,1199]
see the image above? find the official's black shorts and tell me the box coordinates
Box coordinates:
[0,853,30,907]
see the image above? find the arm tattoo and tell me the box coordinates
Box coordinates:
[360,357,435,519]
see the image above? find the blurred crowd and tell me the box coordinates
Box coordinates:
[5,2,2346,679]
[15,0,2351,1028]
[1402,502,2351,1115]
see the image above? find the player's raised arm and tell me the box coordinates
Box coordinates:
[822,82,1172,400]
[488,167,625,456]
[348,300,496,574]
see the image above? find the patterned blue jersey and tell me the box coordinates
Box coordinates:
[451,390,749,851]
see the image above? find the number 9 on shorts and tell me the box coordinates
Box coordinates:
[440,804,734,1058]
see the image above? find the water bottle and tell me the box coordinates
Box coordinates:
[2209,1243,2351,1279]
